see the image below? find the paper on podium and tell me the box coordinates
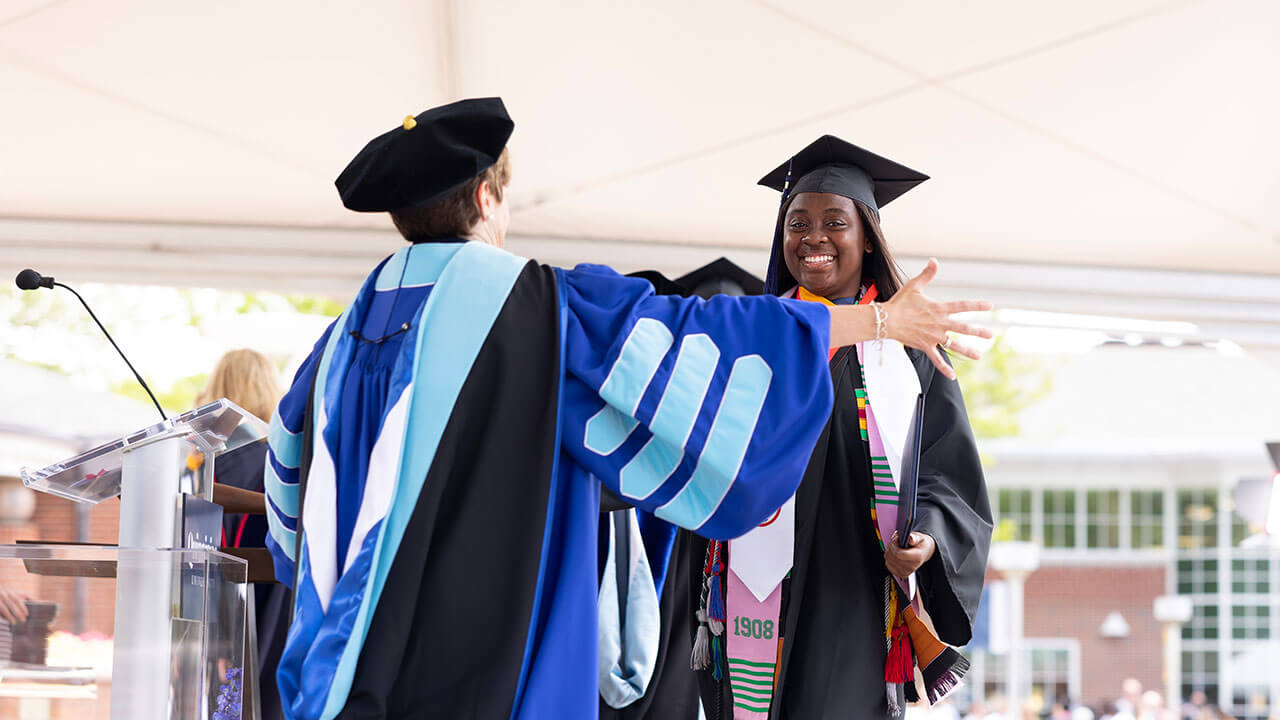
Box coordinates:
[18,398,267,505]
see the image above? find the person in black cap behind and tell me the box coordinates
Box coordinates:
[262,102,993,720]
[687,135,993,719]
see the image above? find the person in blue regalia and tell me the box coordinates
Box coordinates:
[262,97,992,720]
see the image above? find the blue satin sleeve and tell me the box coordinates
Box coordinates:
[558,264,832,540]
[264,325,332,586]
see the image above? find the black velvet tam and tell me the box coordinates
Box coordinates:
[336,97,513,213]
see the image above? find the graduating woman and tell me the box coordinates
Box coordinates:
[689,136,994,719]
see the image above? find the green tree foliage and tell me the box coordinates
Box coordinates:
[952,337,1053,440]
[110,373,209,416]
[236,292,344,317]
[992,518,1022,542]
[953,338,1054,543]
[284,294,345,317]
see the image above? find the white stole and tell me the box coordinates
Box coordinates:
[727,337,923,606]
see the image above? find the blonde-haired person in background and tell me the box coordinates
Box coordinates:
[196,348,283,423]
[197,348,288,720]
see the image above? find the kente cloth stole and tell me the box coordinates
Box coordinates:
[694,285,967,719]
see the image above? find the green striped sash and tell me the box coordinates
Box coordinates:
[727,657,776,716]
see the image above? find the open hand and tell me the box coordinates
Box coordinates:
[883,258,993,379]
[885,532,936,579]
[0,589,29,624]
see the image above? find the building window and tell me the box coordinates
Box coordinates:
[1230,605,1271,641]
[1177,558,1219,596]
[1028,646,1072,707]
[1130,490,1164,550]
[1181,649,1219,686]
[1230,557,1271,595]
[1178,489,1218,550]
[1183,603,1219,641]
[967,641,1079,710]
[1181,681,1220,709]
[1230,683,1272,720]
[1175,486,1278,720]
[1043,490,1076,548]
[1231,514,1254,547]
[1086,490,1120,548]
[996,489,1033,542]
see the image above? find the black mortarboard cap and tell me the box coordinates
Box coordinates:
[336,97,514,213]
[757,135,928,218]
[676,257,764,298]
[760,135,927,294]
[625,270,691,297]
[627,258,765,300]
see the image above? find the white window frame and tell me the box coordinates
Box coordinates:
[963,638,1083,710]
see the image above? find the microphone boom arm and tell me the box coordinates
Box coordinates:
[53,281,168,420]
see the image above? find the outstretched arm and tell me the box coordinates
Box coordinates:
[828,258,993,379]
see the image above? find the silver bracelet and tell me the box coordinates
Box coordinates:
[870,301,887,349]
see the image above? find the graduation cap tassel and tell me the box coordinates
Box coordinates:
[706,541,726,636]
[887,685,902,718]
[692,540,722,672]
[884,577,902,717]
[884,585,914,685]
[885,622,914,684]
[691,610,712,671]
[707,574,725,633]
[707,541,728,678]
[763,159,795,297]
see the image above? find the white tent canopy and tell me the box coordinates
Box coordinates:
[2,0,1277,350]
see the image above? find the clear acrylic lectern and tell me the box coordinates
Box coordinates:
[11,399,267,720]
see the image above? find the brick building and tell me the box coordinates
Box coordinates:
[960,346,1280,719]
[0,486,121,635]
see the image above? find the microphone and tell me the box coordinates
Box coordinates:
[14,269,168,420]
[15,268,52,290]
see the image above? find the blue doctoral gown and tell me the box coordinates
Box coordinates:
[263,240,832,720]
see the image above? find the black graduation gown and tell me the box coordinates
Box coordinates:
[691,346,992,719]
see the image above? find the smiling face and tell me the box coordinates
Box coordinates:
[781,192,868,299]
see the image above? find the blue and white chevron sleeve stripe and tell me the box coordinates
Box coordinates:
[264,340,326,587]
[560,265,832,540]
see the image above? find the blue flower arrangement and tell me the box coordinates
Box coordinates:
[212,666,243,720]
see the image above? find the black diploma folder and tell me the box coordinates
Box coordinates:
[896,393,925,548]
